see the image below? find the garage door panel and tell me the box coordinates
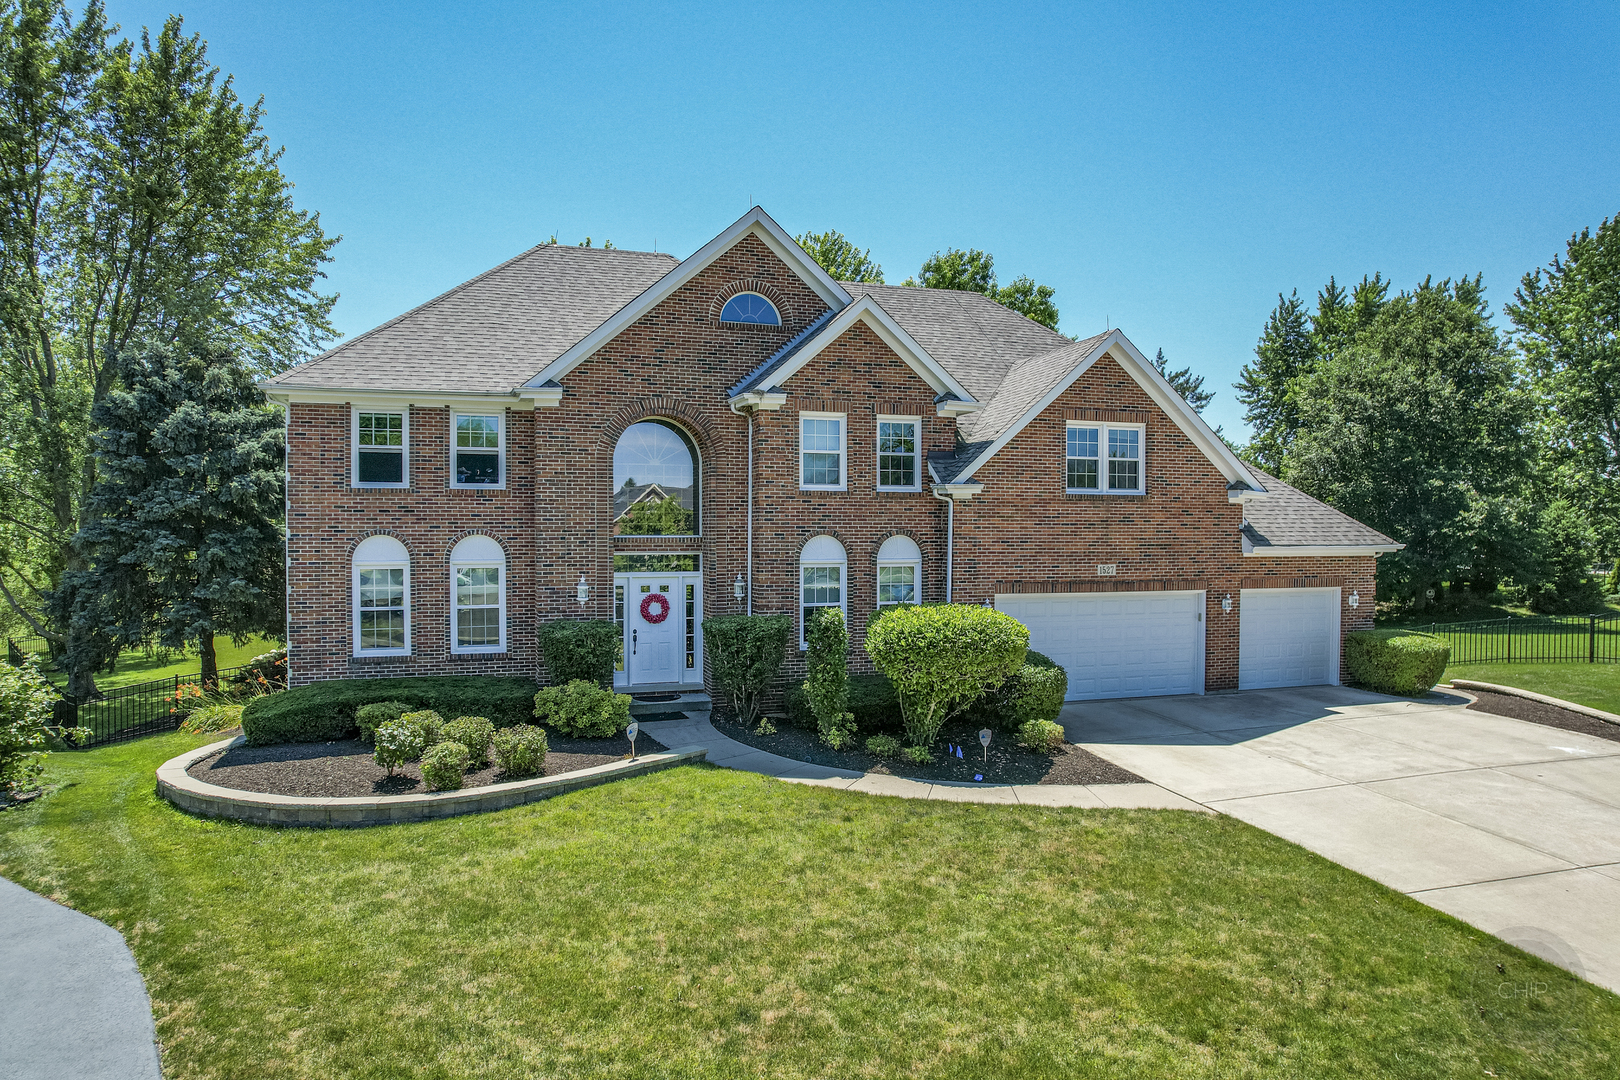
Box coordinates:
[998,591,1204,702]
[1239,588,1338,690]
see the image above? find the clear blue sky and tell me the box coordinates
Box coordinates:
[107,1,1620,437]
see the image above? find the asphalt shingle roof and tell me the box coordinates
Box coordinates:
[264,245,678,394]
[1241,470,1400,550]
[953,331,1113,446]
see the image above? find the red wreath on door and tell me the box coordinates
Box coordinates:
[640,592,671,624]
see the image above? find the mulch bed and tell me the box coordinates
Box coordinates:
[714,715,1142,786]
[1462,688,1620,745]
[187,730,667,799]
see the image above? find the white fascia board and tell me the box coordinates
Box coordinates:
[932,482,984,501]
[757,295,977,403]
[257,383,533,412]
[1242,537,1404,557]
[948,329,1265,490]
[727,389,789,411]
[523,206,854,389]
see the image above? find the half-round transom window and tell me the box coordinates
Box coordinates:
[719,292,781,326]
[613,421,698,536]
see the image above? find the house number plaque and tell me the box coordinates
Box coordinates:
[1096,564,1117,576]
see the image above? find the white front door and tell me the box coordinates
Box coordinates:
[996,591,1206,701]
[1239,587,1340,689]
[620,573,701,687]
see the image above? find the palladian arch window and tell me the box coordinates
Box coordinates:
[353,535,410,656]
[450,535,506,653]
[613,421,698,536]
[876,535,922,608]
[800,534,847,648]
[719,292,781,325]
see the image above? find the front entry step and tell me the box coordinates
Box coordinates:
[627,691,711,717]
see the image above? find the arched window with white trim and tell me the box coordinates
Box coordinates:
[800,534,847,648]
[353,535,410,656]
[719,292,781,326]
[450,535,506,653]
[876,535,922,608]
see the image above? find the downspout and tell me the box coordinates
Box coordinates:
[729,401,754,614]
[931,485,954,603]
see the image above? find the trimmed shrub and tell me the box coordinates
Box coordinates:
[805,608,856,749]
[356,700,411,745]
[969,651,1068,731]
[703,614,792,728]
[178,702,244,735]
[374,716,430,775]
[865,604,1029,748]
[492,724,549,778]
[1345,629,1451,696]
[534,680,630,738]
[786,673,899,733]
[420,740,470,791]
[443,715,495,769]
[865,734,902,758]
[537,619,620,687]
[900,744,933,765]
[400,709,445,746]
[240,676,536,746]
[1018,718,1066,754]
[1,661,54,797]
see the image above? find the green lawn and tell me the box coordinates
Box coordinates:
[2,734,1615,1079]
[1446,661,1620,714]
[35,635,280,692]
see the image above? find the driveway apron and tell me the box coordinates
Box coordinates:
[1061,685,1620,994]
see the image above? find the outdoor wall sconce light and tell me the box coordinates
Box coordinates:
[1221,593,1233,613]
[733,573,746,600]
[576,575,589,605]
[1348,590,1360,609]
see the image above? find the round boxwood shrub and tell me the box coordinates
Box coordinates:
[1345,629,1451,696]
[442,715,495,769]
[492,724,548,778]
[420,740,471,791]
[373,716,430,775]
[399,709,445,746]
[356,701,411,745]
[533,680,630,738]
[865,734,902,758]
[968,651,1068,731]
[1018,718,1066,754]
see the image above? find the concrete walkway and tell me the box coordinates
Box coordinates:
[1060,684,1620,993]
[0,875,163,1080]
[636,712,1206,809]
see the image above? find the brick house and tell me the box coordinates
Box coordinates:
[261,207,1399,699]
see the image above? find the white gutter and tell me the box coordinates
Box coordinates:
[728,400,754,614]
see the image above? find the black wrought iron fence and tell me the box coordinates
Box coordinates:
[57,665,251,747]
[1417,613,1620,665]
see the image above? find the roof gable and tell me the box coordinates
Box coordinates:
[525,207,854,389]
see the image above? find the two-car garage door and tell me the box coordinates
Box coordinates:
[995,591,1204,702]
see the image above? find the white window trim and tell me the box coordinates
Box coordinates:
[1066,421,1146,495]
[351,406,409,489]
[875,414,922,492]
[875,558,922,608]
[450,410,506,490]
[353,559,410,657]
[718,291,782,326]
[449,555,507,656]
[799,411,847,491]
[799,560,848,649]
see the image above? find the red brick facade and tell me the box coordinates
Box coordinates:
[283,234,1377,691]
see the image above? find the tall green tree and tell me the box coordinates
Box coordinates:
[795,229,883,283]
[1151,348,1213,412]
[55,342,285,686]
[904,247,1061,329]
[1233,290,1315,472]
[1507,213,1620,557]
[0,7,335,693]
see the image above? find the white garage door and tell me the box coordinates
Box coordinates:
[995,591,1205,701]
[1239,587,1340,690]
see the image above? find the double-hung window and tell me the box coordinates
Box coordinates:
[450,535,505,653]
[452,412,504,488]
[799,534,847,647]
[353,535,410,656]
[1066,422,1144,495]
[354,409,407,487]
[876,416,919,491]
[800,413,845,490]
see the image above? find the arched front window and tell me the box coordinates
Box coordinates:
[876,535,922,608]
[450,535,506,653]
[719,292,781,325]
[613,421,698,536]
[800,534,847,648]
[353,535,409,656]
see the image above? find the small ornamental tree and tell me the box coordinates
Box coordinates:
[702,614,792,728]
[864,604,1029,749]
[1,662,56,796]
[804,608,855,748]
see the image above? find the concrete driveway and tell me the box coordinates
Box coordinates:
[1061,685,1620,993]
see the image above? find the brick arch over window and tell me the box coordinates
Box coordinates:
[601,400,711,538]
[345,529,416,561]
[440,530,514,561]
[866,528,928,567]
[709,279,791,328]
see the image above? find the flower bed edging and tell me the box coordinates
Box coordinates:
[156,735,708,827]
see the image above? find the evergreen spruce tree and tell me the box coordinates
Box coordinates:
[1234,290,1315,472]
[57,343,284,686]
[1151,348,1214,413]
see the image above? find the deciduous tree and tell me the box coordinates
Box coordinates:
[795,229,883,283]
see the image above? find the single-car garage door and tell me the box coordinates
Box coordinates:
[996,591,1205,701]
[1239,587,1340,689]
